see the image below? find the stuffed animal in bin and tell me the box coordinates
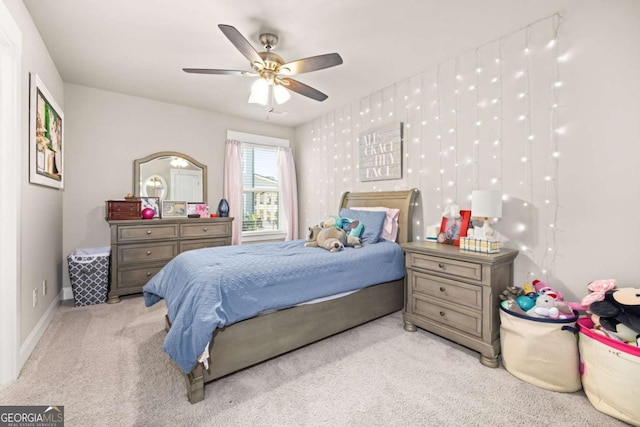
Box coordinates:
[304,225,361,252]
[589,287,640,343]
[526,295,574,320]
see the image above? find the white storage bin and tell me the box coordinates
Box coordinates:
[499,304,581,392]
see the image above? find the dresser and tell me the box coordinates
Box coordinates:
[402,241,518,367]
[106,217,233,303]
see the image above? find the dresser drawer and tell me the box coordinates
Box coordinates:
[409,271,482,310]
[180,222,231,239]
[411,295,482,337]
[116,224,179,242]
[117,242,178,266]
[407,253,481,281]
[180,238,229,253]
[116,264,165,289]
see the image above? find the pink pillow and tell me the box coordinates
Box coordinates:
[350,207,400,242]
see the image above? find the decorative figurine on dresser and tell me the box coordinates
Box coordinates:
[105,151,233,303]
[402,241,518,368]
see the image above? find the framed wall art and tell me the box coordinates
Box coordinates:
[29,73,64,189]
[358,122,403,182]
[162,200,187,218]
[140,196,160,218]
[438,210,471,246]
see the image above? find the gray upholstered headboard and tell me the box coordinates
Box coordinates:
[339,189,419,245]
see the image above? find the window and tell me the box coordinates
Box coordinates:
[242,143,280,233]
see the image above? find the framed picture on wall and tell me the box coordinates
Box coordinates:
[438,210,471,246]
[162,200,187,218]
[140,196,160,218]
[29,73,64,189]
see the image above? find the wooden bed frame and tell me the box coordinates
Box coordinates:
[167,189,419,403]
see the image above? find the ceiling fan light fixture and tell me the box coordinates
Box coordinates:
[187,25,342,106]
[273,84,291,104]
[248,78,269,105]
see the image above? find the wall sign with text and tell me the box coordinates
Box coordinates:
[358,122,403,182]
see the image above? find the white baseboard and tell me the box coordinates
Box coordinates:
[62,286,73,300]
[19,292,61,368]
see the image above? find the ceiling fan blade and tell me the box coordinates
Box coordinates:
[182,68,250,76]
[279,53,343,75]
[218,24,265,67]
[280,78,328,102]
[183,68,253,76]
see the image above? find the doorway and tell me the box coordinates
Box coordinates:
[0,1,22,385]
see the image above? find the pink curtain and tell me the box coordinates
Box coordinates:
[224,139,243,245]
[278,147,298,240]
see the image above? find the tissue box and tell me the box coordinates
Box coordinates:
[460,237,501,253]
[425,224,440,242]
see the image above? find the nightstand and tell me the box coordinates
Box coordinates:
[402,241,518,367]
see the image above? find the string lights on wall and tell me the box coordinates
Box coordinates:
[301,13,563,283]
[540,13,563,280]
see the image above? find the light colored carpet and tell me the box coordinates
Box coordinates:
[0,296,628,427]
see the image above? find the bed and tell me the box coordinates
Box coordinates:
[143,189,418,403]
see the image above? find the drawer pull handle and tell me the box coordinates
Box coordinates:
[439,287,446,292]
[146,230,152,235]
[439,311,446,317]
[438,263,445,269]
[146,250,152,255]
[146,272,152,277]
[203,227,208,232]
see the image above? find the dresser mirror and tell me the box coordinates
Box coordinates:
[134,151,207,204]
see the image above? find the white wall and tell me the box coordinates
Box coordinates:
[2,0,65,348]
[295,0,640,302]
[62,84,295,291]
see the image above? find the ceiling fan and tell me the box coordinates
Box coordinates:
[183,24,343,106]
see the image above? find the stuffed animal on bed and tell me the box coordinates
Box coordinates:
[319,216,364,239]
[304,225,362,252]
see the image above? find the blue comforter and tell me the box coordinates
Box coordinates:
[143,239,405,373]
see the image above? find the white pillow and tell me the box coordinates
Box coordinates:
[350,207,400,242]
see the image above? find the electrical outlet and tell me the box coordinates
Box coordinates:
[32,289,38,308]
[42,280,47,296]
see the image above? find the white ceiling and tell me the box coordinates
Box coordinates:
[23,0,572,128]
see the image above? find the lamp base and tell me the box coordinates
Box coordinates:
[474,219,497,241]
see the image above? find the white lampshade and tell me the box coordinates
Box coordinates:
[471,190,502,219]
[273,84,291,104]
[248,78,269,105]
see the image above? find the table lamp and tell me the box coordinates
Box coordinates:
[471,190,502,240]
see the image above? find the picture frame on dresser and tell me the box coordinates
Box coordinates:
[162,200,187,218]
[29,73,64,189]
[187,202,208,218]
[439,209,471,246]
[140,196,160,218]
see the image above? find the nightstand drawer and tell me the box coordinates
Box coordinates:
[409,271,482,310]
[116,224,179,242]
[180,222,231,238]
[407,253,481,281]
[180,238,229,252]
[412,296,482,337]
[117,242,178,265]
